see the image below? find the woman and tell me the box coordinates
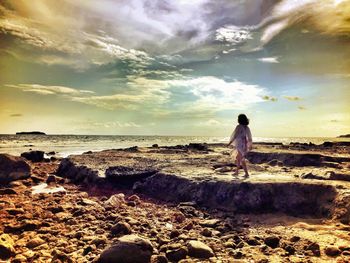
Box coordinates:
[227,114,252,177]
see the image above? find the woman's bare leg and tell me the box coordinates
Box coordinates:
[234,152,242,175]
[241,158,249,177]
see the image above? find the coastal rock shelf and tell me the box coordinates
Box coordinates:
[56,143,350,220]
[134,173,336,217]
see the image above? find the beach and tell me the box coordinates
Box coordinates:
[1,140,350,262]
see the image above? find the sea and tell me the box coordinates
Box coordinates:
[0,134,349,158]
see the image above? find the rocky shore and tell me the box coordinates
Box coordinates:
[1,142,350,262]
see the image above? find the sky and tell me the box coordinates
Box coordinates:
[0,0,349,137]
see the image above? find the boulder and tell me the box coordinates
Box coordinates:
[20,151,44,162]
[98,235,153,263]
[264,236,280,248]
[187,240,214,259]
[166,247,188,261]
[0,154,31,183]
[324,246,341,257]
[0,234,15,260]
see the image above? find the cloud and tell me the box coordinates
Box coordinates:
[6,84,95,96]
[71,77,172,110]
[215,25,252,45]
[262,95,278,102]
[168,76,265,113]
[9,113,22,117]
[222,48,236,54]
[298,106,306,110]
[258,57,279,63]
[69,76,264,114]
[257,0,350,47]
[284,96,301,101]
[197,119,231,127]
[90,121,141,128]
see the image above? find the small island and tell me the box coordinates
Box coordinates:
[16,131,46,135]
[338,134,350,138]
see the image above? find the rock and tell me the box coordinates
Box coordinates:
[105,166,157,186]
[246,151,346,167]
[104,194,125,207]
[201,228,212,237]
[264,236,280,248]
[91,237,107,247]
[329,172,350,182]
[170,229,180,239]
[246,237,261,246]
[111,222,132,236]
[231,250,244,259]
[305,242,320,256]
[188,143,208,151]
[31,175,44,183]
[0,154,31,183]
[0,188,17,195]
[166,247,188,262]
[198,219,221,228]
[51,249,73,263]
[152,144,159,148]
[20,150,44,162]
[46,175,56,184]
[173,212,186,223]
[323,142,334,147]
[0,234,15,260]
[11,254,27,263]
[98,234,153,263]
[187,240,214,259]
[5,208,24,215]
[81,198,99,206]
[281,241,295,255]
[4,220,41,233]
[26,237,45,248]
[300,172,326,180]
[151,255,168,263]
[290,236,300,242]
[324,246,341,257]
[128,194,141,204]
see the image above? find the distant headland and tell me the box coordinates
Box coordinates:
[338,134,350,138]
[16,131,46,135]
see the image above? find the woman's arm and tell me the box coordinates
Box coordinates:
[227,126,239,146]
[246,126,253,150]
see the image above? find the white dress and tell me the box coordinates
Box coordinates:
[228,124,252,157]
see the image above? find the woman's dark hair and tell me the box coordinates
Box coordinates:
[238,114,249,125]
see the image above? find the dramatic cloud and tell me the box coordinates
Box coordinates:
[215,25,252,45]
[0,0,349,136]
[41,76,264,115]
[258,0,350,47]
